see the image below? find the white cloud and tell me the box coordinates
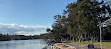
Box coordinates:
[0,23,51,35]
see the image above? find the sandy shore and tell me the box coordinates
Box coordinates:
[51,43,76,49]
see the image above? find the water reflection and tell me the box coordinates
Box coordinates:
[0,39,49,49]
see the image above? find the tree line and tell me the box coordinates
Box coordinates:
[0,33,43,41]
[45,0,111,42]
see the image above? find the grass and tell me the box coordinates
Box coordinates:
[93,42,111,49]
[71,41,111,49]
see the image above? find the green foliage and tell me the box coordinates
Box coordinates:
[46,0,111,41]
[0,34,11,41]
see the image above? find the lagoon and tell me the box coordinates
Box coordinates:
[0,39,49,49]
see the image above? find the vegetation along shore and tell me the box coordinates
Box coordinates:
[44,0,111,49]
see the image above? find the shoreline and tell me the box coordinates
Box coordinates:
[50,43,76,49]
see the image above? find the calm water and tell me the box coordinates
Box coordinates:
[0,39,49,49]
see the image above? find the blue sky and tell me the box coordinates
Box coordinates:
[0,0,75,26]
[0,0,75,35]
[0,0,104,35]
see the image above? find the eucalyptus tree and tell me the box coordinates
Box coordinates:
[64,0,111,42]
[46,15,68,41]
[46,0,111,42]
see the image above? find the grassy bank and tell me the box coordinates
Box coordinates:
[93,42,111,49]
[71,41,111,49]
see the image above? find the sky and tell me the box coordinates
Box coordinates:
[0,0,75,35]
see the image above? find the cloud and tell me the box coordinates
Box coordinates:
[0,23,51,35]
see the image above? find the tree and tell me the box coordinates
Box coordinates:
[46,15,68,41]
[64,0,111,42]
[46,0,111,42]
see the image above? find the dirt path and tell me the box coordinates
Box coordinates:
[64,43,88,49]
